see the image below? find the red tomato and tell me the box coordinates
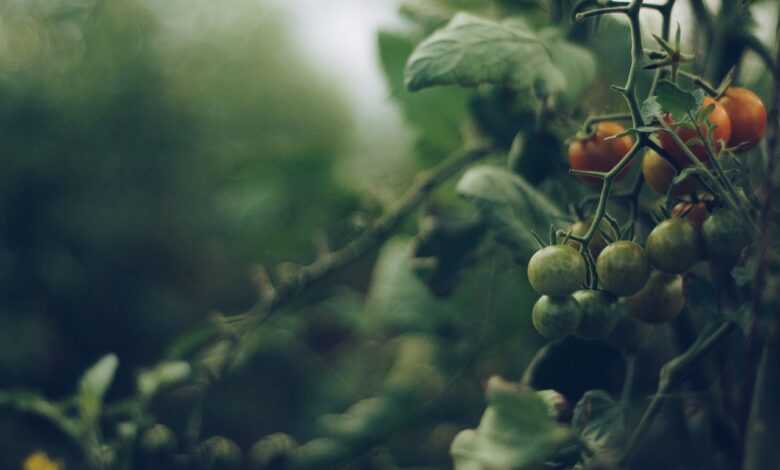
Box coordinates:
[657,97,732,168]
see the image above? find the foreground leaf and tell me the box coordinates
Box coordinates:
[450,376,572,470]
[405,14,595,102]
[572,390,625,452]
[456,165,567,261]
[78,353,118,425]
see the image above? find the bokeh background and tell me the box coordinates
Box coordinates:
[0,0,776,468]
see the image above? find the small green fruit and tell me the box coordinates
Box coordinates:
[527,245,587,296]
[572,289,619,339]
[532,295,582,339]
[596,241,650,296]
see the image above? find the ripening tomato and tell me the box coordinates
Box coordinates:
[718,87,767,151]
[642,149,698,196]
[621,271,685,324]
[672,201,709,229]
[568,122,635,186]
[645,218,702,274]
[657,97,732,168]
[596,241,650,297]
[527,245,587,296]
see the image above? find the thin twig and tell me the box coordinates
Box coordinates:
[244,143,495,323]
[622,321,737,465]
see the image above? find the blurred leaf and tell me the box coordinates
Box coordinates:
[405,14,589,100]
[0,390,80,440]
[137,361,191,398]
[456,165,567,261]
[399,1,453,32]
[293,438,350,469]
[384,335,445,400]
[378,30,467,163]
[78,354,118,425]
[365,238,448,334]
[450,376,571,470]
[319,397,402,444]
[538,28,596,105]
[572,390,625,452]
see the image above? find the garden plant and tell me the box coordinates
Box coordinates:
[2,1,780,470]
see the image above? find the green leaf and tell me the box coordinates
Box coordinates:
[538,28,596,105]
[365,238,447,333]
[456,165,567,262]
[450,376,572,470]
[378,30,467,163]
[572,390,625,451]
[78,354,118,425]
[399,1,453,32]
[654,80,702,120]
[405,14,593,100]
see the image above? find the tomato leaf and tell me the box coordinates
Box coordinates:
[451,376,572,470]
[378,30,468,163]
[456,165,567,262]
[404,14,595,103]
[653,80,702,120]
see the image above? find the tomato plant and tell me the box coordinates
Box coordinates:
[3,1,778,470]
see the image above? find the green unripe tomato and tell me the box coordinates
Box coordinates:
[702,209,749,262]
[527,245,587,296]
[621,271,685,324]
[646,218,702,274]
[197,436,242,470]
[532,295,582,339]
[596,241,649,296]
[572,289,619,339]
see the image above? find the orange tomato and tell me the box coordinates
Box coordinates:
[568,122,635,186]
[642,149,697,196]
[718,87,767,152]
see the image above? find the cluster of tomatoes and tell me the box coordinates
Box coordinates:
[526,86,765,340]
